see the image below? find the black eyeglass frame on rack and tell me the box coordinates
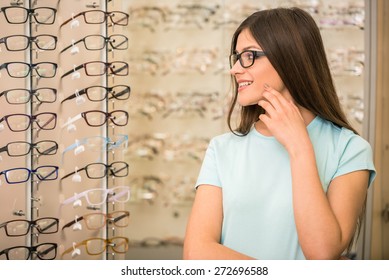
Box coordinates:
[60,34,128,53]
[0,34,58,51]
[60,61,128,79]
[0,62,58,78]
[0,112,57,132]
[61,85,130,104]
[0,87,57,104]
[0,140,58,157]
[0,6,57,25]
[60,10,129,28]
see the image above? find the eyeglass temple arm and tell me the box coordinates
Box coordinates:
[60,63,84,79]
[108,187,130,202]
[60,11,84,28]
[60,38,84,54]
[0,145,7,154]
[61,191,86,206]
[60,166,86,181]
[61,113,82,128]
[61,88,87,104]
[112,212,130,223]
[62,216,85,230]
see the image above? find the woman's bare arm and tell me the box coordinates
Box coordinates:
[183,185,254,260]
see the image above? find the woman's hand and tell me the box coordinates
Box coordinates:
[258,84,310,155]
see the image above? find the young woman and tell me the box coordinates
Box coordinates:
[183,7,376,260]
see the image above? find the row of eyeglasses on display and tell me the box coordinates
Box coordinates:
[0,2,132,259]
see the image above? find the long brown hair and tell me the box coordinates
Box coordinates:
[227,7,362,255]
[227,7,357,136]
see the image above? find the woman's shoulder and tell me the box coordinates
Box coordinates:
[316,117,372,153]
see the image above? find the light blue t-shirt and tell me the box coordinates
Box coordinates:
[196,116,376,260]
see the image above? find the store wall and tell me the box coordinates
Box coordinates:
[0,0,371,260]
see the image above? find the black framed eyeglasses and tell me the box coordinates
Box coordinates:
[61,161,129,181]
[0,243,57,260]
[62,211,130,230]
[0,112,57,132]
[61,85,130,104]
[0,217,59,237]
[60,34,128,53]
[0,6,57,24]
[0,165,58,184]
[0,62,58,78]
[0,87,57,104]
[82,110,128,126]
[229,50,266,68]
[60,10,129,28]
[0,34,57,51]
[0,140,58,157]
[61,61,128,79]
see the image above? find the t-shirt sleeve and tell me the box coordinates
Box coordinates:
[333,131,376,187]
[195,138,222,189]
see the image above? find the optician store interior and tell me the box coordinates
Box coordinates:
[0,0,388,260]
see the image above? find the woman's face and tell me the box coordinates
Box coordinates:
[230,28,287,106]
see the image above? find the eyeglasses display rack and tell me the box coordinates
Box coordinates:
[0,0,368,260]
[0,0,131,260]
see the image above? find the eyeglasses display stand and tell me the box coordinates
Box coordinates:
[0,0,368,260]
